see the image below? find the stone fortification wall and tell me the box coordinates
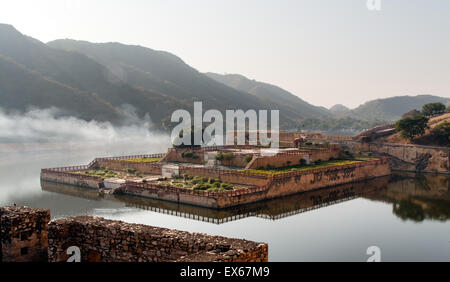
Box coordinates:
[48,216,268,262]
[246,149,340,169]
[265,158,391,199]
[0,206,50,262]
[95,159,162,174]
[41,170,103,189]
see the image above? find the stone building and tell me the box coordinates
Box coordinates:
[0,206,50,262]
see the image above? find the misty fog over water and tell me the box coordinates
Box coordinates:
[0,109,449,261]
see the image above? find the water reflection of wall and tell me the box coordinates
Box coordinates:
[363,172,450,222]
[41,176,390,224]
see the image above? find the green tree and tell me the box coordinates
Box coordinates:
[431,121,450,145]
[395,115,429,140]
[422,102,446,116]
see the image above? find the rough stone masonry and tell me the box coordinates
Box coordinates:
[0,206,268,262]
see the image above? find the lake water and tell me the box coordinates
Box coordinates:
[1,141,449,262]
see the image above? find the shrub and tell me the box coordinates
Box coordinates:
[367,152,373,156]
[220,183,234,190]
[305,141,312,146]
[431,121,450,145]
[244,155,253,163]
[127,168,137,174]
[395,115,429,140]
[191,176,203,184]
[215,152,224,161]
[207,187,226,192]
[193,183,212,190]
[422,102,446,116]
[223,152,234,161]
[181,151,198,159]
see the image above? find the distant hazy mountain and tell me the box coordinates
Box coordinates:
[205,72,331,120]
[329,104,350,118]
[3,24,449,130]
[0,24,188,126]
[47,39,323,128]
[329,104,350,113]
[346,95,450,121]
[0,24,325,130]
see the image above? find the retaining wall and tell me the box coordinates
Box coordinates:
[308,138,450,174]
[40,170,103,189]
[246,149,340,169]
[95,159,162,174]
[265,158,391,199]
[119,159,390,208]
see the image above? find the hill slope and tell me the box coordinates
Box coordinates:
[47,40,322,128]
[0,24,191,126]
[346,95,450,122]
[376,113,450,146]
[205,72,331,119]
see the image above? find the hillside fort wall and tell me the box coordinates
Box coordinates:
[307,137,450,174]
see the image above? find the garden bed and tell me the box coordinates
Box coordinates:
[119,157,162,163]
[150,174,244,192]
[244,158,380,175]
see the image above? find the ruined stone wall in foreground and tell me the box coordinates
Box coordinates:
[48,216,268,262]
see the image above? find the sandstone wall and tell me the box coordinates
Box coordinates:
[120,159,390,208]
[218,152,253,167]
[179,167,269,186]
[265,159,391,199]
[162,150,205,164]
[95,159,162,174]
[308,139,450,174]
[48,216,268,262]
[246,150,340,169]
[41,170,103,189]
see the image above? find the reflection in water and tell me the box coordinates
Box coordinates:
[364,173,450,222]
[41,172,450,224]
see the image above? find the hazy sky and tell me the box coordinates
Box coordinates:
[1,0,450,109]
